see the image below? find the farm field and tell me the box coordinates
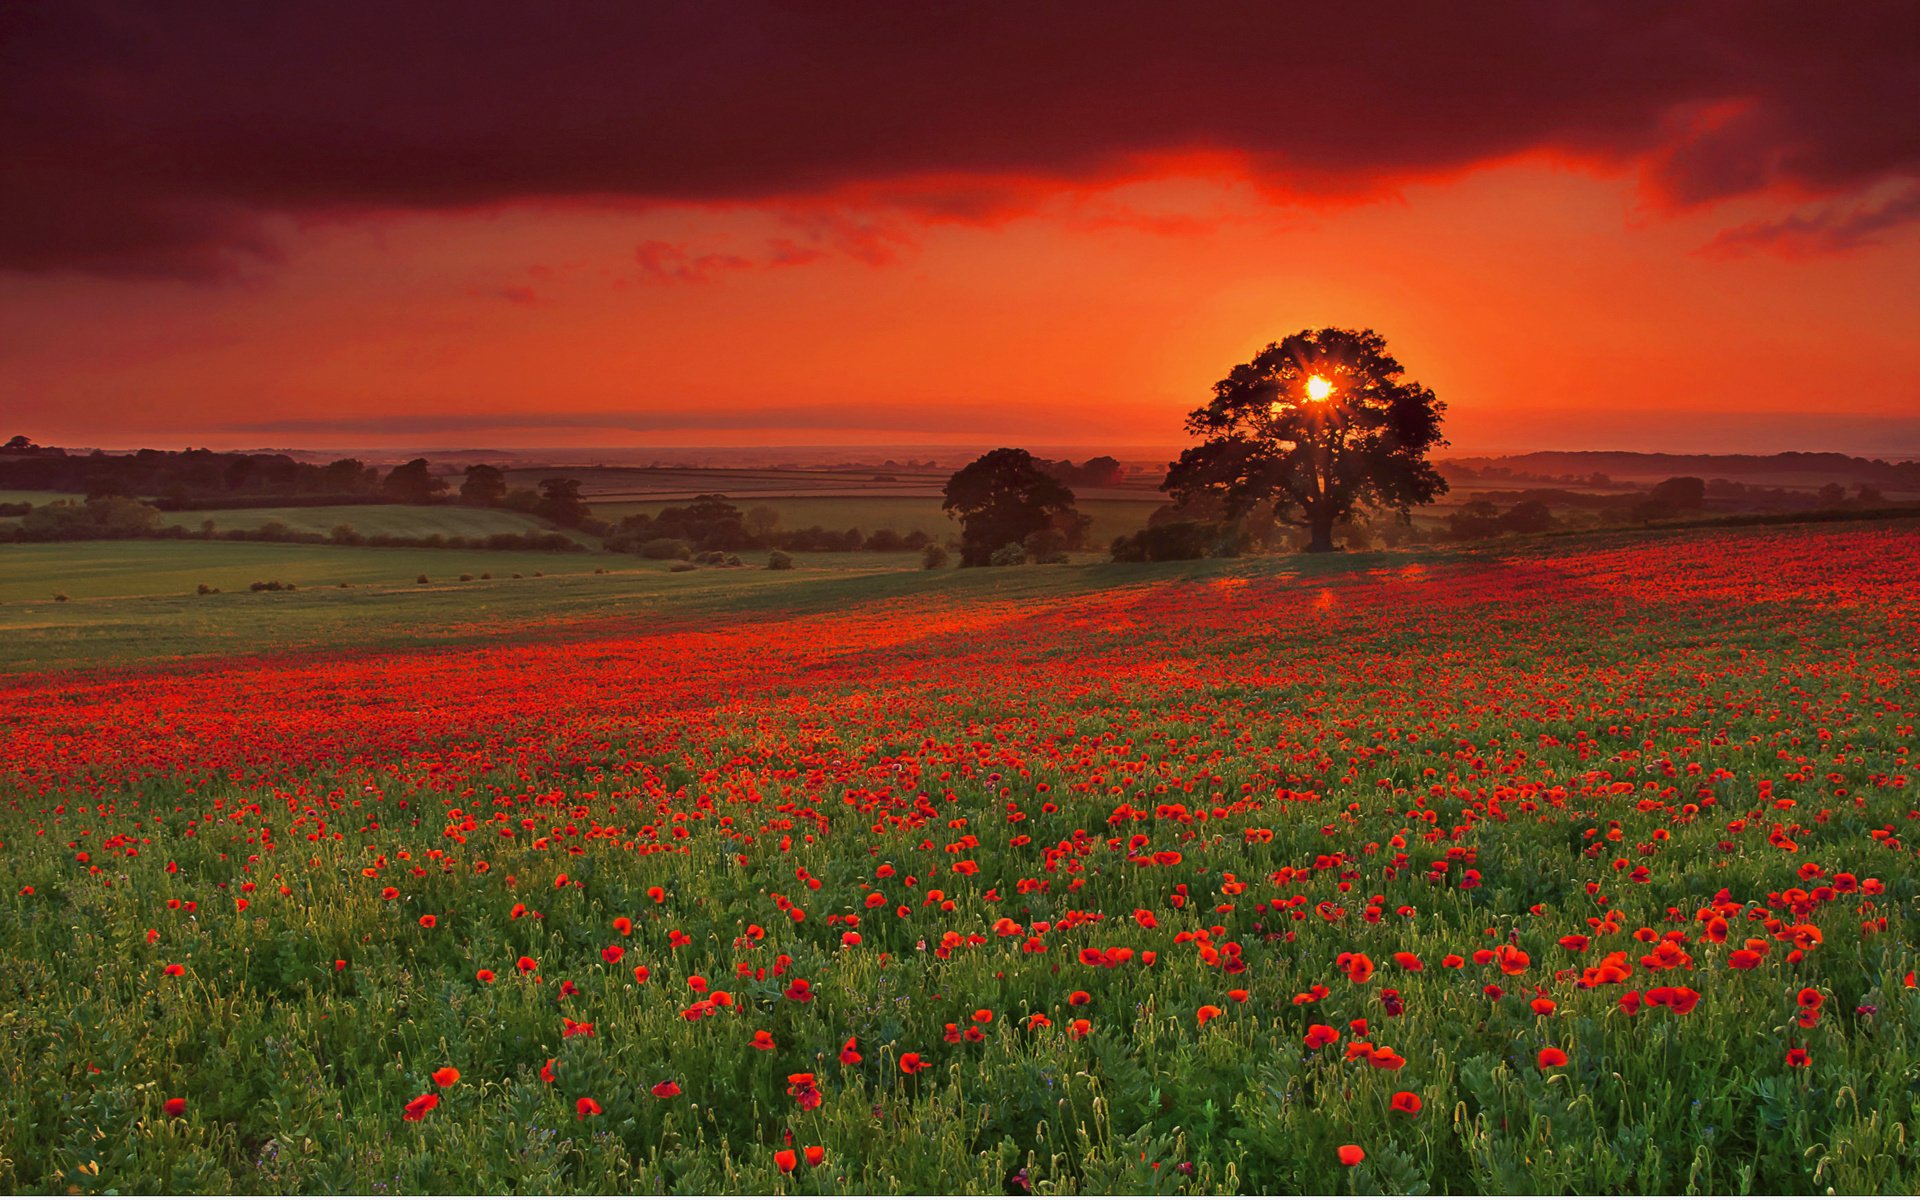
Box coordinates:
[592,495,1164,545]
[1,521,1916,1193]
[155,504,592,545]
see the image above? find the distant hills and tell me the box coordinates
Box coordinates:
[1438,451,1920,491]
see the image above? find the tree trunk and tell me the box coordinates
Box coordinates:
[1306,508,1337,553]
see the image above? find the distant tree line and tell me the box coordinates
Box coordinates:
[603,494,942,559]
[0,442,385,504]
[0,496,582,551]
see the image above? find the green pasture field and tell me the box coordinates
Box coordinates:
[592,495,1163,544]
[0,537,1337,673]
[0,540,619,605]
[155,503,590,543]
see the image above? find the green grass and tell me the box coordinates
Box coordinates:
[1,519,1915,1193]
[0,489,74,507]
[156,503,590,543]
[0,540,621,603]
[0,537,1318,672]
[594,495,1162,544]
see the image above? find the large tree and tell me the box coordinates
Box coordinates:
[942,448,1082,567]
[1165,327,1447,552]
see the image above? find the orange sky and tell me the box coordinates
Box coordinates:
[3,4,1917,456]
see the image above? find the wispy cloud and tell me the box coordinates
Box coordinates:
[1701,184,1920,258]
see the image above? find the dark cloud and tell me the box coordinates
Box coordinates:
[4,1,1915,278]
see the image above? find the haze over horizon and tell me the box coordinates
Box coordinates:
[4,2,1916,454]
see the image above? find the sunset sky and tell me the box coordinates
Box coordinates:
[3,2,1917,455]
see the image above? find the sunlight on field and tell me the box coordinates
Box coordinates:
[1,523,1916,1192]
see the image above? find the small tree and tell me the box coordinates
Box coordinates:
[460,464,508,505]
[383,458,447,504]
[744,505,780,542]
[1166,328,1448,552]
[536,478,591,528]
[942,448,1083,567]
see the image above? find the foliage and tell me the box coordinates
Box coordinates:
[1166,328,1448,552]
[382,459,449,505]
[943,449,1084,567]
[537,478,593,529]
[460,464,509,505]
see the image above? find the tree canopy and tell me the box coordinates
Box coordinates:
[942,448,1082,567]
[1164,327,1448,552]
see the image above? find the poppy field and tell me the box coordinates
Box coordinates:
[2,522,1917,1194]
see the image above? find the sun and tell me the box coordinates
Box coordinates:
[1305,374,1334,401]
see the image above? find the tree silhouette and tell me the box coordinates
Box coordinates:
[460,463,508,505]
[382,458,447,504]
[1165,328,1448,552]
[942,448,1081,567]
[535,478,590,528]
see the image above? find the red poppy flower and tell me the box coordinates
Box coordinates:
[576,1097,602,1119]
[1068,990,1091,1006]
[774,1149,798,1172]
[651,1080,681,1099]
[839,1037,862,1065]
[1786,1047,1812,1068]
[1196,1004,1224,1027]
[601,945,624,964]
[899,1052,927,1074]
[786,1072,823,1110]
[612,916,633,935]
[516,956,537,973]
[540,1058,557,1083]
[163,963,185,977]
[1304,1024,1340,1049]
[632,965,650,984]
[1796,987,1823,1009]
[163,1097,187,1118]
[804,1146,825,1167]
[475,969,495,983]
[1390,1091,1422,1115]
[417,914,436,928]
[1337,1145,1365,1166]
[402,1093,440,1121]
[1537,1047,1569,1069]
[751,1029,776,1051]
[432,1067,460,1088]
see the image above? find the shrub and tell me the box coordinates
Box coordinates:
[53,592,68,602]
[480,572,492,580]
[921,543,950,569]
[416,574,430,584]
[669,561,698,572]
[641,538,692,560]
[767,550,795,570]
[459,573,474,582]
[196,583,218,595]
[248,579,296,592]
[1023,527,1069,564]
[1111,521,1213,562]
[989,541,1028,567]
